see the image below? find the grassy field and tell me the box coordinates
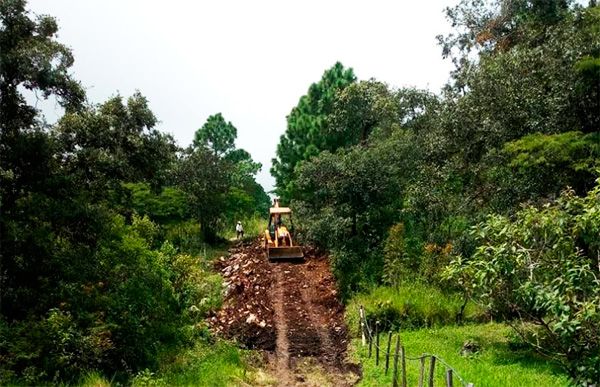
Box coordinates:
[350,323,570,387]
[346,284,485,331]
[146,339,254,386]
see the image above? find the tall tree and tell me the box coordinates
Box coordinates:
[180,114,268,240]
[438,0,572,64]
[0,0,85,316]
[55,92,178,196]
[176,146,230,243]
[271,62,356,201]
[193,112,237,156]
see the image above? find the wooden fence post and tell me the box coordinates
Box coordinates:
[359,305,366,346]
[375,321,380,366]
[368,325,373,358]
[401,346,407,387]
[446,369,453,387]
[385,331,392,374]
[358,306,362,336]
[392,335,400,387]
[428,356,436,387]
[418,356,425,387]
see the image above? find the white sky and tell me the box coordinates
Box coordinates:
[27,0,457,192]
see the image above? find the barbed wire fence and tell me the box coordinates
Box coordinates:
[358,305,474,387]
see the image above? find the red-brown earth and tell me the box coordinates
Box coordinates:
[210,240,360,386]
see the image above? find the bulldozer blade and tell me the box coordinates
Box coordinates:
[268,246,304,260]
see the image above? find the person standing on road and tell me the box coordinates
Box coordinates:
[236,221,244,240]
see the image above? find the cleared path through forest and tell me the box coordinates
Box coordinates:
[211,241,360,386]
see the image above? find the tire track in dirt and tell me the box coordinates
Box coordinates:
[299,267,336,364]
[273,266,292,384]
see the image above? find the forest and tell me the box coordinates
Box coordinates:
[1,0,599,386]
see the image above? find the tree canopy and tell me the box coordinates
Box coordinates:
[271,62,356,202]
[193,112,237,156]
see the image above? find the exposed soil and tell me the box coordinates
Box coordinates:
[210,240,360,386]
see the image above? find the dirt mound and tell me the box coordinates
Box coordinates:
[210,240,360,386]
[211,242,276,350]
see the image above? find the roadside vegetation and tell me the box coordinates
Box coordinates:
[346,284,485,331]
[0,0,268,384]
[351,323,570,387]
[272,0,600,384]
[2,0,599,385]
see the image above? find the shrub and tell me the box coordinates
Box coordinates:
[331,243,384,300]
[0,311,112,385]
[382,224,412,288]
[163,220,205,254]
[131,213,160,247]
[168,253,223,320]
[445,180,600,383]
[419,242,453,284]
[0,215,193,384]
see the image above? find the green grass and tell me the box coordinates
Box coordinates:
[69,339,254,387]
[221,215,267,241]
[77,372,111,387]
[347,283,485,331]
[351,323,570,387]
[138,339,253,387]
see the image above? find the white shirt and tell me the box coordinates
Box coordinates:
[236,223,243,232]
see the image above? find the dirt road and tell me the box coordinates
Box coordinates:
[211,241,360,386]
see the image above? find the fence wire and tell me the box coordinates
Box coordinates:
[358,305,473,387]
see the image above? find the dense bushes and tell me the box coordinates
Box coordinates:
[445,180,600,383]
[347,284,485,333]
[0,214,226,384]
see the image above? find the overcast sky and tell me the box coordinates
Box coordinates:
[27,0,457,192]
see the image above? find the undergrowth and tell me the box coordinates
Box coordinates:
[346,283,486,332]
[220,215,267,241]
[350,323,570,387]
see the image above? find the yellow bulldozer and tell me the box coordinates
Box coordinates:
[263,199,304,261]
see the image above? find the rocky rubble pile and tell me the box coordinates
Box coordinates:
[209,242,276,350]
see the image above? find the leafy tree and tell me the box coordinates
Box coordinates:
[181,115,269,240]
[484,131,600,210]
[55,93,178,196]
[0,0,84,319]
[445,181,600,382]
[225,148,262,186]
[176,146,230,243]
[293,129,422,296]
[123,183,190,224]
[328,80,399,145]
[438,0,572,66]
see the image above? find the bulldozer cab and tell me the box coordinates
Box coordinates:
[264,202,304,261]
[268,211,293,237]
